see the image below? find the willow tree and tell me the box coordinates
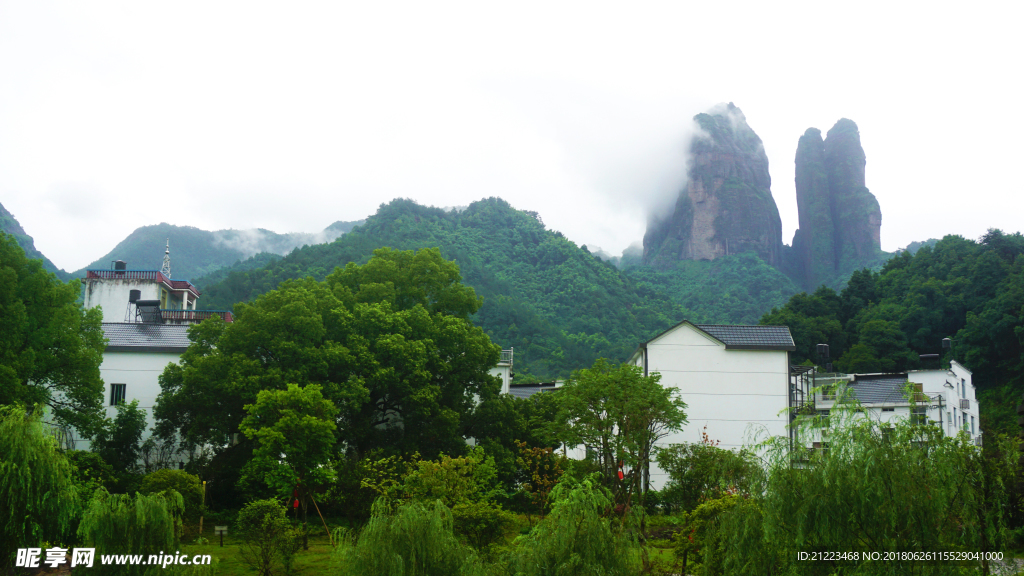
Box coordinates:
[334,499,485,576]
[509,476,640,576]
[711,397,1018,576]
[77,489,184,576]
[0,405,77,568]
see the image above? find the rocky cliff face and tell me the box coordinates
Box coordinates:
[643,103,783,267]
[791,119,882,289]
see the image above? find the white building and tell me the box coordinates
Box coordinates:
[73,255,230,463]
[805,360,981,447]
[489,348,514,395]
[627,321,796,490]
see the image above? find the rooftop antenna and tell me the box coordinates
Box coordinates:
[161,239,171,278]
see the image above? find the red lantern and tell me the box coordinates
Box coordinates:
[617,470,624,481]
[293,487,300,509]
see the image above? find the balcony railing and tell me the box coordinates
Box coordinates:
[160,309,234,323]
[499,349,513,365]
[960,399,970,410]
[87,269,164,281]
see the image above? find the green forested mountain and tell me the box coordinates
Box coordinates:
[760,230,1024,433]
[70,220,364,281]
[0,201,66,279]
[622,252,801,325]
[194,198,692,380]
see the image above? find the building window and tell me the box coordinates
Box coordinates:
[882,407,895,412]
[947,412,952,425]
[961,378,966,397]
[110,384,126,406]
[910,406,927,426]
[971,415,975,435]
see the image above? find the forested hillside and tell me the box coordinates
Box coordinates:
[0,201,66,278]
[194,198,692,380]
[70,220,363,281]
[622,252,801,324]
[760,230,1024,433]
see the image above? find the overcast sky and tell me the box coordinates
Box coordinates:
[1,1,1021,271]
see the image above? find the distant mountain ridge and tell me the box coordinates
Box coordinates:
[192,197,691,380]
[70,220,364,281]
[0,201,67,279]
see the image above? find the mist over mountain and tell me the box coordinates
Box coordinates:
[69,220,364,280]
[643,103,784,268]
[638,103,889,295]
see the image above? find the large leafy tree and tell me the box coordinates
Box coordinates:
[239,383,338,524]
[0,233,106,436]
[553,359,687,506]
[155,247,501,461]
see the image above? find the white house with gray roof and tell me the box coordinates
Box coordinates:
[626,321,796,489]
[809,360,980,447]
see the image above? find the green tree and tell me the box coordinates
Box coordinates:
[334,499,485,576]
[509,476,640,576]
[156,247,500,462]
[239,383,338,530]
[709,402,1018,575]
[554,359,687,507]
[77,488,184,576]
[655,431,759,514]
[0,233,106,437]
[92,398,148,474]
[140,469,205,526]
[0,405,78,568]
[235,499,293,576]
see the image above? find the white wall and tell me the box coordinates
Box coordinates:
[74,349,180,451]
[639,323,790,490]
[82,280,162,323]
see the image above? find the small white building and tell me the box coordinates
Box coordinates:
[489,348,514,395]
[627,321,796,490]
[806,360,981,447]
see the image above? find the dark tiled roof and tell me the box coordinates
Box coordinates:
[695,324,796,351]
[849,375,909,404]
[102,323,191,352]
[508,383,559,399]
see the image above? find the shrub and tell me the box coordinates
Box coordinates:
[140,469,205,524]
[77,488,184,576]
[236,499,292,576]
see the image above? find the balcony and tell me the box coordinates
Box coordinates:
[960,399,970,410]
[499,349,513,365]
[87,269,164,281]
[160,309,234,323]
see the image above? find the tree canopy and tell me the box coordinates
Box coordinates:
[0,233,106,436]
[155,247,500,461]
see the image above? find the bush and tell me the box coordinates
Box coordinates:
[77,488,184,576]
[140,469,205,524]
[236,499,292,576]
[334,499,485,576]
[451,501,515,550]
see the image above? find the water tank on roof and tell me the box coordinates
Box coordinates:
[114,260,127,271]
[129,290,141,303]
